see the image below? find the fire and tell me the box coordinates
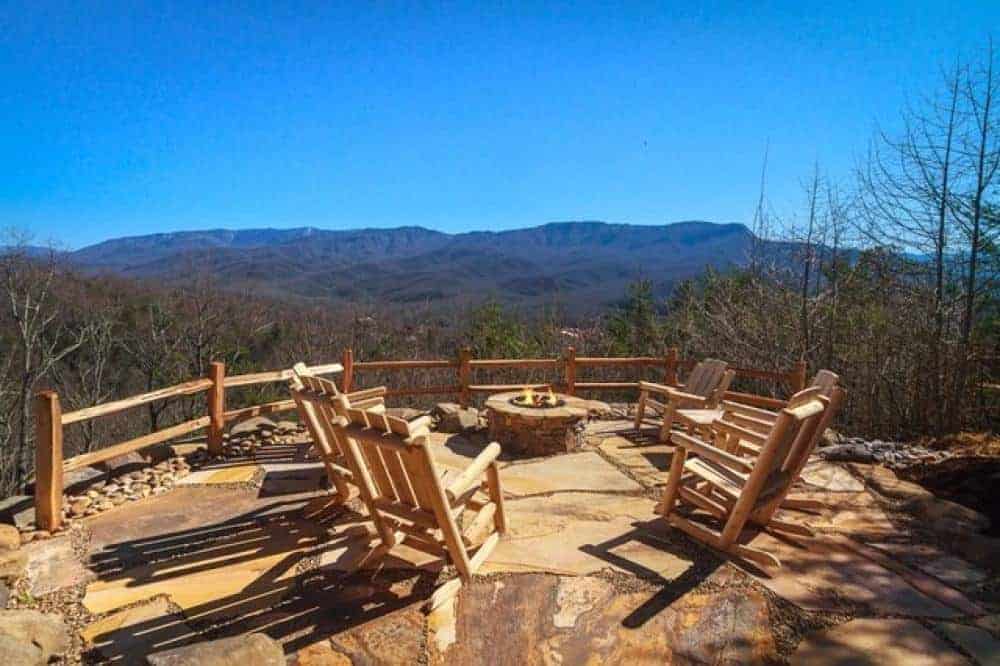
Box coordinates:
[512,386,560,407]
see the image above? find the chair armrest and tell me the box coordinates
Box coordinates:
[664,388,709,406]
[406,415,433,434]
[346,386,387,402]
[638,381,674,395]
[445,442,502,502]
[672,431,753,473]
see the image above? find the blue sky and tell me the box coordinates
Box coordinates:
[2,1,998,249]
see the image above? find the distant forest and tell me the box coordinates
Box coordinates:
[1,45,998,499]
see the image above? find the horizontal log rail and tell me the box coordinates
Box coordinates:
[223,399,297,423]
[61,378,214,425]
[469,358,561,369]
[223,362,343,388]
[353,359,458,370]
[33,345,806,532]
[64,416,211,473]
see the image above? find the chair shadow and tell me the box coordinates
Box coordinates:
[579,518,725,628]
[578,512,793,629]
[85,497,435,661]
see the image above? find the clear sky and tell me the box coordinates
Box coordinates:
[2,1,998,249]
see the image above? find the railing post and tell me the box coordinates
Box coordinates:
[458,347,472,407]
[791,359,808,392]
[665,347,679,386]
[564,346,576,396]
[207,361,225,456]
[34,391,63,532]
[342,348,354,393]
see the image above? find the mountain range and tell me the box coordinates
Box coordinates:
[62,221,766,313]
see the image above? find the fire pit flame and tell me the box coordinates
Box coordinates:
[510,386,564,408]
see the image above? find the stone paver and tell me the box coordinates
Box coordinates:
[745,532,975,617]
[978,614,1000,635]
[426,434,490,471]
[800,460,865,492]
[868,540,990,592]
[22,536,95,596]
[598,435,672,486]
[499,451,643,496]
[791,618,968,665]
[935,621,1000,666]
[785,489,902,539]
[81,597,198,662]
[259,464,326,496]
[480,493,690,578]
[176,463,261,485]
[85,486,269,554]
[428,573,777,665]
[83,515,323,616]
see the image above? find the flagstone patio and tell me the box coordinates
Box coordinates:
[20,417,999,664]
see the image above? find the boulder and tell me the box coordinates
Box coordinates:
[0,496,35,531]
[230,417,276,437]
[0,610,69,662]
[384,407,428,421]
[432,403,481,433]
[275,420,298,434]
[63,465,106,494]
[146,633,284,666]
[97,452,146,476]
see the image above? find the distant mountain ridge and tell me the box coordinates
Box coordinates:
[66,221,760,312]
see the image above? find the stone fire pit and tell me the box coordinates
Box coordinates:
[485,391,592,457]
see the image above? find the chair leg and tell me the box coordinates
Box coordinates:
[486,463,507,535]
[656,446,687,515]
[658,403,677,442]
[330,471,351,504]
[634,390,647,430]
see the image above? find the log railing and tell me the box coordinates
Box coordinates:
[32,347,806,531]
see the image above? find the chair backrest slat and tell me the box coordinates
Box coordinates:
[750,397,827,500]
[809,369,839,397]
[685,359,728,397]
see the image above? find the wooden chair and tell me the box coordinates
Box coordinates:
[675,368,840,443]
[287,363,388,505]
[659,387,842,568]
[711,377,844,515]
[634,359,732,441]
[331,398,507,611]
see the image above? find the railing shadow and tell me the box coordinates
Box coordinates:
[85,494,436,660]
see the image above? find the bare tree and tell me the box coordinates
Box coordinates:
[952,40,1000,407]
[0,240,88,486]
[122,301,184,431]
[52,310,120,452]
[856,61,965,432]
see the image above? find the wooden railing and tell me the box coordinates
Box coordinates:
[32,347,806,531]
